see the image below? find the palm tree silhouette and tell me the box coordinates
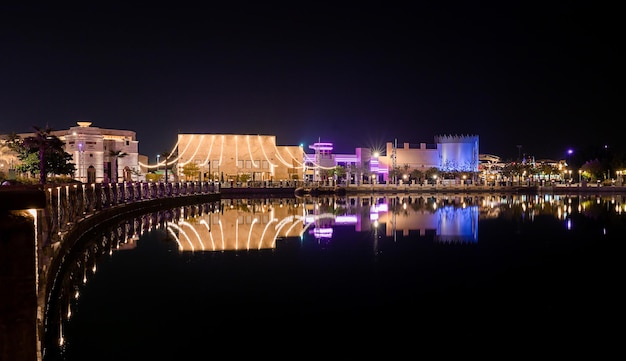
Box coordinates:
[23,126,64,184]
[159,151,171,182]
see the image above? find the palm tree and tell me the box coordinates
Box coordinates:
[22,126,64,184]
[410,169,424,184]
[334,165,346,185]
[109,150,128,183]
[160,151,171,182]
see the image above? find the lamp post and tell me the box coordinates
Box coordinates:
[78,141,85,183]
[568,170,572,186]
[156,154,160,181]
[578,169,582,185]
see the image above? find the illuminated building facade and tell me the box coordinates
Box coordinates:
[11,121,140,183]
[304,142,378,183]
[377,135,480,182]
[305,135,479,184]
[3,122,479,185]
[174,134,305,182]
[172,133,479,185]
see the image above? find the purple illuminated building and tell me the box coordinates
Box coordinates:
[304,135,479,185]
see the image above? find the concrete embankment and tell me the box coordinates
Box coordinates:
[220,186,297,198]
[296,184,626,196]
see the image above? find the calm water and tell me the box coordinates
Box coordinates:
[45,193,624,360]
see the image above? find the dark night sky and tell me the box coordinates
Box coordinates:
[0,2,621,161]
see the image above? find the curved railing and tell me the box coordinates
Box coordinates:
[42,181,218,239]
[37,181,219,360]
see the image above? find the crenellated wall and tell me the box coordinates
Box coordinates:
[378,135,480,181]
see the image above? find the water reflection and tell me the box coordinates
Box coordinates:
[161,195,482,251]
[43,193,626,359]
[170,198,304,251]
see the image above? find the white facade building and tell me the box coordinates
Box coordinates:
[14,121,140,183]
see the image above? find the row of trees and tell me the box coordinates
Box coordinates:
[497,161,610,183]
[316,164,443,185]
[316,158,623,186]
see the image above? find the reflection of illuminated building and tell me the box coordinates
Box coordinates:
[299,195,480,243]
[169,199,305,251]
[78,193,621,258]
[435,206,479,243]
[371,197,479,243]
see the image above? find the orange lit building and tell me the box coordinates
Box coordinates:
[174,134,305,183]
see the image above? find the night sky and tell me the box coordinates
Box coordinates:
[0,3,620,161]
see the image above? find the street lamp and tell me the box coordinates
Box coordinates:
[156,154,160,181]
[568,170,572,185]
[578,169,582,184]
[78,141,85,183]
